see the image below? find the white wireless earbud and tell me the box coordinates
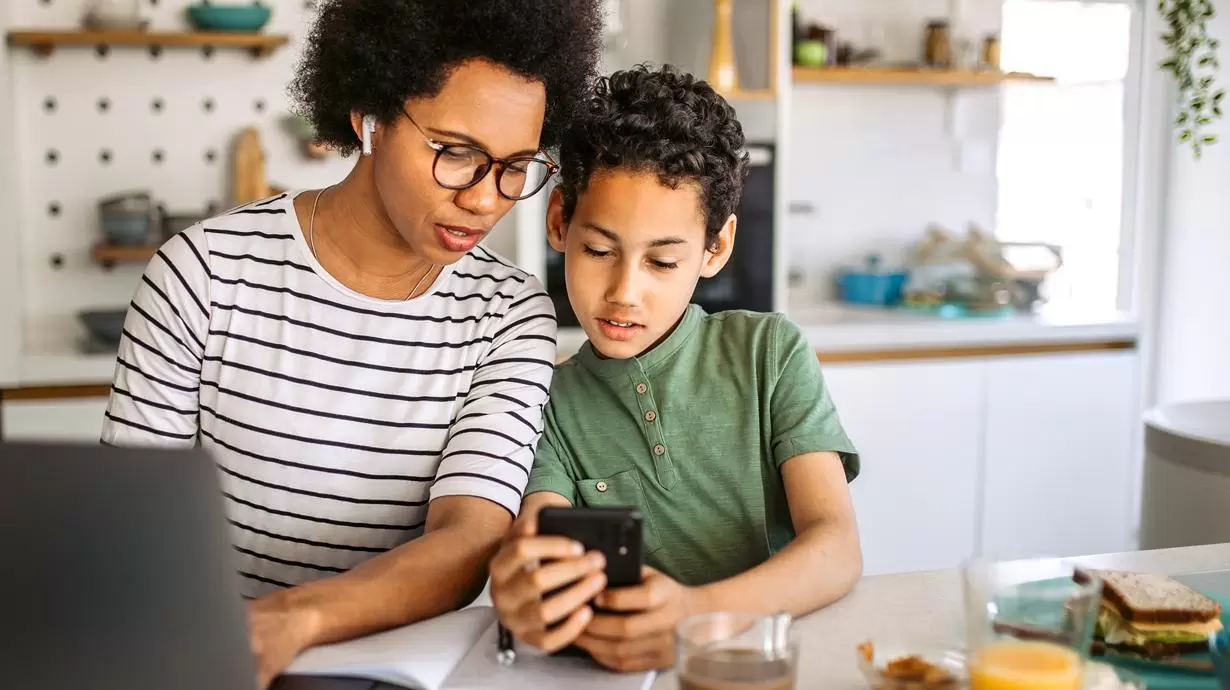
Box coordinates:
[361,114,376,156]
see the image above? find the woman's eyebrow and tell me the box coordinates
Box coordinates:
[425,126,540,158]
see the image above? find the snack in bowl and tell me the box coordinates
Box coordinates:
[857,640,963,689]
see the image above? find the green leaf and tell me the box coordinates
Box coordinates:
[1178,111,1191,124]
[1215,105,1224,117]
[1202,76,1215,87]
[1211,38,1221,48]
[1161,57,1179,70]
[1216,90,1227,102]
[1199,116,1212,124]
[1181,128,1194,142]
[1200,55,1214,66]
[1204,134,1219,143]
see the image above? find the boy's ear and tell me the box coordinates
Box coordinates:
[546,187,568,253]
[699,214,737,279]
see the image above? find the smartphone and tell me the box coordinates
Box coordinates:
[536,506,644,589]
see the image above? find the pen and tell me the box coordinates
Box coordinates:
[497,622,516,666]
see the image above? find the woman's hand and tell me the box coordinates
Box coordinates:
[488,507,608,653]
[247,593,320,689]
[576,566,704,672]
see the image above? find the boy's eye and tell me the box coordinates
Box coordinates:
[583,246,612,258]
[650,259,679,270]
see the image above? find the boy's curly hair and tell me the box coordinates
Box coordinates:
[557,64,750,249]
[289,0,604,156]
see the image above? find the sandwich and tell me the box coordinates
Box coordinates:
[1077,569,1224,658]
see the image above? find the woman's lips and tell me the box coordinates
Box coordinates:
[435,224,485,253]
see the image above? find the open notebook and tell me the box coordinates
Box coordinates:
[283,606,656,690]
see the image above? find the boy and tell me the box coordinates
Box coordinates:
[488,64,862,673]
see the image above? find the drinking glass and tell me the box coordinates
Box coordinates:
[963,557,1104,690]
[676,612,798,690]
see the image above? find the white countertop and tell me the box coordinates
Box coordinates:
[8,304,1139,389]
[649,543,1230,689]
[555,303,1139,361]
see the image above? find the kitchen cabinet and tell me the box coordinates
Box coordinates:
[979,351,1139,560]
[822,361,984,577]
[819,349,1141,576]
[1,397,109,442]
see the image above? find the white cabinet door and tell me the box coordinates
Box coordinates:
[980,351,1139,560]
[2,397,109,442]
[821,360,984,576]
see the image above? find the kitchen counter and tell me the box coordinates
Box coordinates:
[647,542,1230,689]
[6,304,1138,390]
[556,303,1139,361]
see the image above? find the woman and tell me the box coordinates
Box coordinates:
[100,0,604,686]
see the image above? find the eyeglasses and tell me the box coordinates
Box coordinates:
[401,108,558,201]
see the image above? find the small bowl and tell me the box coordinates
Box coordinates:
[186,2,272,32]
[856,640,967,688]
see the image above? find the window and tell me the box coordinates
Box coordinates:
[997,0,1136,311]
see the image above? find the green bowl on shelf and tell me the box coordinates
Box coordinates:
[186,2,272,32]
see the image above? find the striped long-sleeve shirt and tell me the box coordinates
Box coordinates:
[100,191,558,598]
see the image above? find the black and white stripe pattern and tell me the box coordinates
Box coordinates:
[101,191,557,598]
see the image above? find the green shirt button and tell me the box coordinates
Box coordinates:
[635,383,648,394]
[653,444,665,456]
[596,480,608,492]
[644,410,657,422]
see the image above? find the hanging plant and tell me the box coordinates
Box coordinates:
[1160,0,1225,158]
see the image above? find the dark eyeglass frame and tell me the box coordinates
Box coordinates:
[400,108,559,201]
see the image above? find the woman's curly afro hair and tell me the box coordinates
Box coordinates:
[289,0,605,156]
[557,64,749,249]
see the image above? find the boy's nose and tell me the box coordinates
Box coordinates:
[605,264,640,306]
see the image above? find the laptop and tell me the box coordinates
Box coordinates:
[0,441,258,690]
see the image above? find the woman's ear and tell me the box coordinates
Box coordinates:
[546,187,568,253]
[350,112,377,155]
[699,214,737,279]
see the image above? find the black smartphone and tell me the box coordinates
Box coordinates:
[536,506,644,589]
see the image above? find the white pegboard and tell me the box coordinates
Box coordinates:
[5,0,354,354]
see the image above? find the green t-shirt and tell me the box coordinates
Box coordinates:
[525,305,859,587]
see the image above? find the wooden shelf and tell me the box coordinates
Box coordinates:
[716,88,776,102]
[92,243,158,267]
[792,66,1054,87]
[6,29,289,58]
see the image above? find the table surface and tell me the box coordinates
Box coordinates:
[275,544,1230,690]
[646,543,1230,689]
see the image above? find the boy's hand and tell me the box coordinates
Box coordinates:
[576,566,703,672]
[488,509,608,654]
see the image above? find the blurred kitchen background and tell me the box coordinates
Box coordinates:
[2,0,1228,577]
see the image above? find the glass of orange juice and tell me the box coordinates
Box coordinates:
[963,557,1103,690]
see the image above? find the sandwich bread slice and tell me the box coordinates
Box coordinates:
[1077,569,1224,658]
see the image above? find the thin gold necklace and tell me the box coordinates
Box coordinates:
[307,187,437,300]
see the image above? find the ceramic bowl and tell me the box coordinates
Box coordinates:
[186,2,272,32]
